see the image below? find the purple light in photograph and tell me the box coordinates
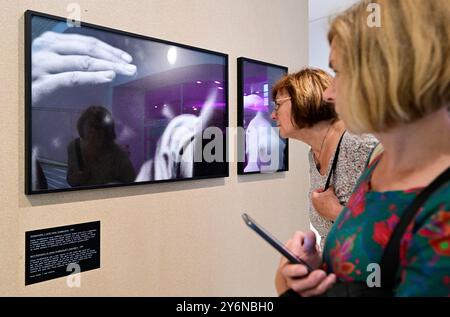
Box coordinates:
[218,87,223,90]
[214,81,221,84]
[196,80,202,84]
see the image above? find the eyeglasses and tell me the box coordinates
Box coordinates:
[272,97,291,112]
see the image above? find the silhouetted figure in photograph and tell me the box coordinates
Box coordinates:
[67,106,136,187]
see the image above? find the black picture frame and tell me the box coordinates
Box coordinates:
[25,10,229,194]
[237,57,289,175]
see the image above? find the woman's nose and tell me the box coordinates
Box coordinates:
[271,110,277,120]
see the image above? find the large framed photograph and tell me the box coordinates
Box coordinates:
[25,10,229,194]
[237,57,288,174]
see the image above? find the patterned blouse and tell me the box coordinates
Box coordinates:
[323,155,450,296]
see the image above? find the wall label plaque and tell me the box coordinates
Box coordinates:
[25,221,100,285]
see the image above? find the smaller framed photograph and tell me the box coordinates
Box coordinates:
[237,57,289,175]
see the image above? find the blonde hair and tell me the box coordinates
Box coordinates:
[272,68,336,128]
[328,0,450,133]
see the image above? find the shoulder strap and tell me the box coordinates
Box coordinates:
[380,166,450,289]
[324,131,346,191]
[75,138,84,170]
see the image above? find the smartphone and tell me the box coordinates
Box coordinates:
[242,213,313,273]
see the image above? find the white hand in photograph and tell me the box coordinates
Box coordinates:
[32,31,137,106]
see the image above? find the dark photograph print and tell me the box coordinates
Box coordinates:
[25,11,228,194]
[237,58,288,175]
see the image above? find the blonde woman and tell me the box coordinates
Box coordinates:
[277,0,450,296]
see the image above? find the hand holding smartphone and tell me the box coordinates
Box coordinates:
[242,213,313,273]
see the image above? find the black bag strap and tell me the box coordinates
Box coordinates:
[380,166,450,289]
[324,131,346,191]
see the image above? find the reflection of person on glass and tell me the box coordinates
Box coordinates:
[67,106,136,187]
[243,94,285,173]
[32,31,137,107]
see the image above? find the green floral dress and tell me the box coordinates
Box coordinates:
[323,155,450,296]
